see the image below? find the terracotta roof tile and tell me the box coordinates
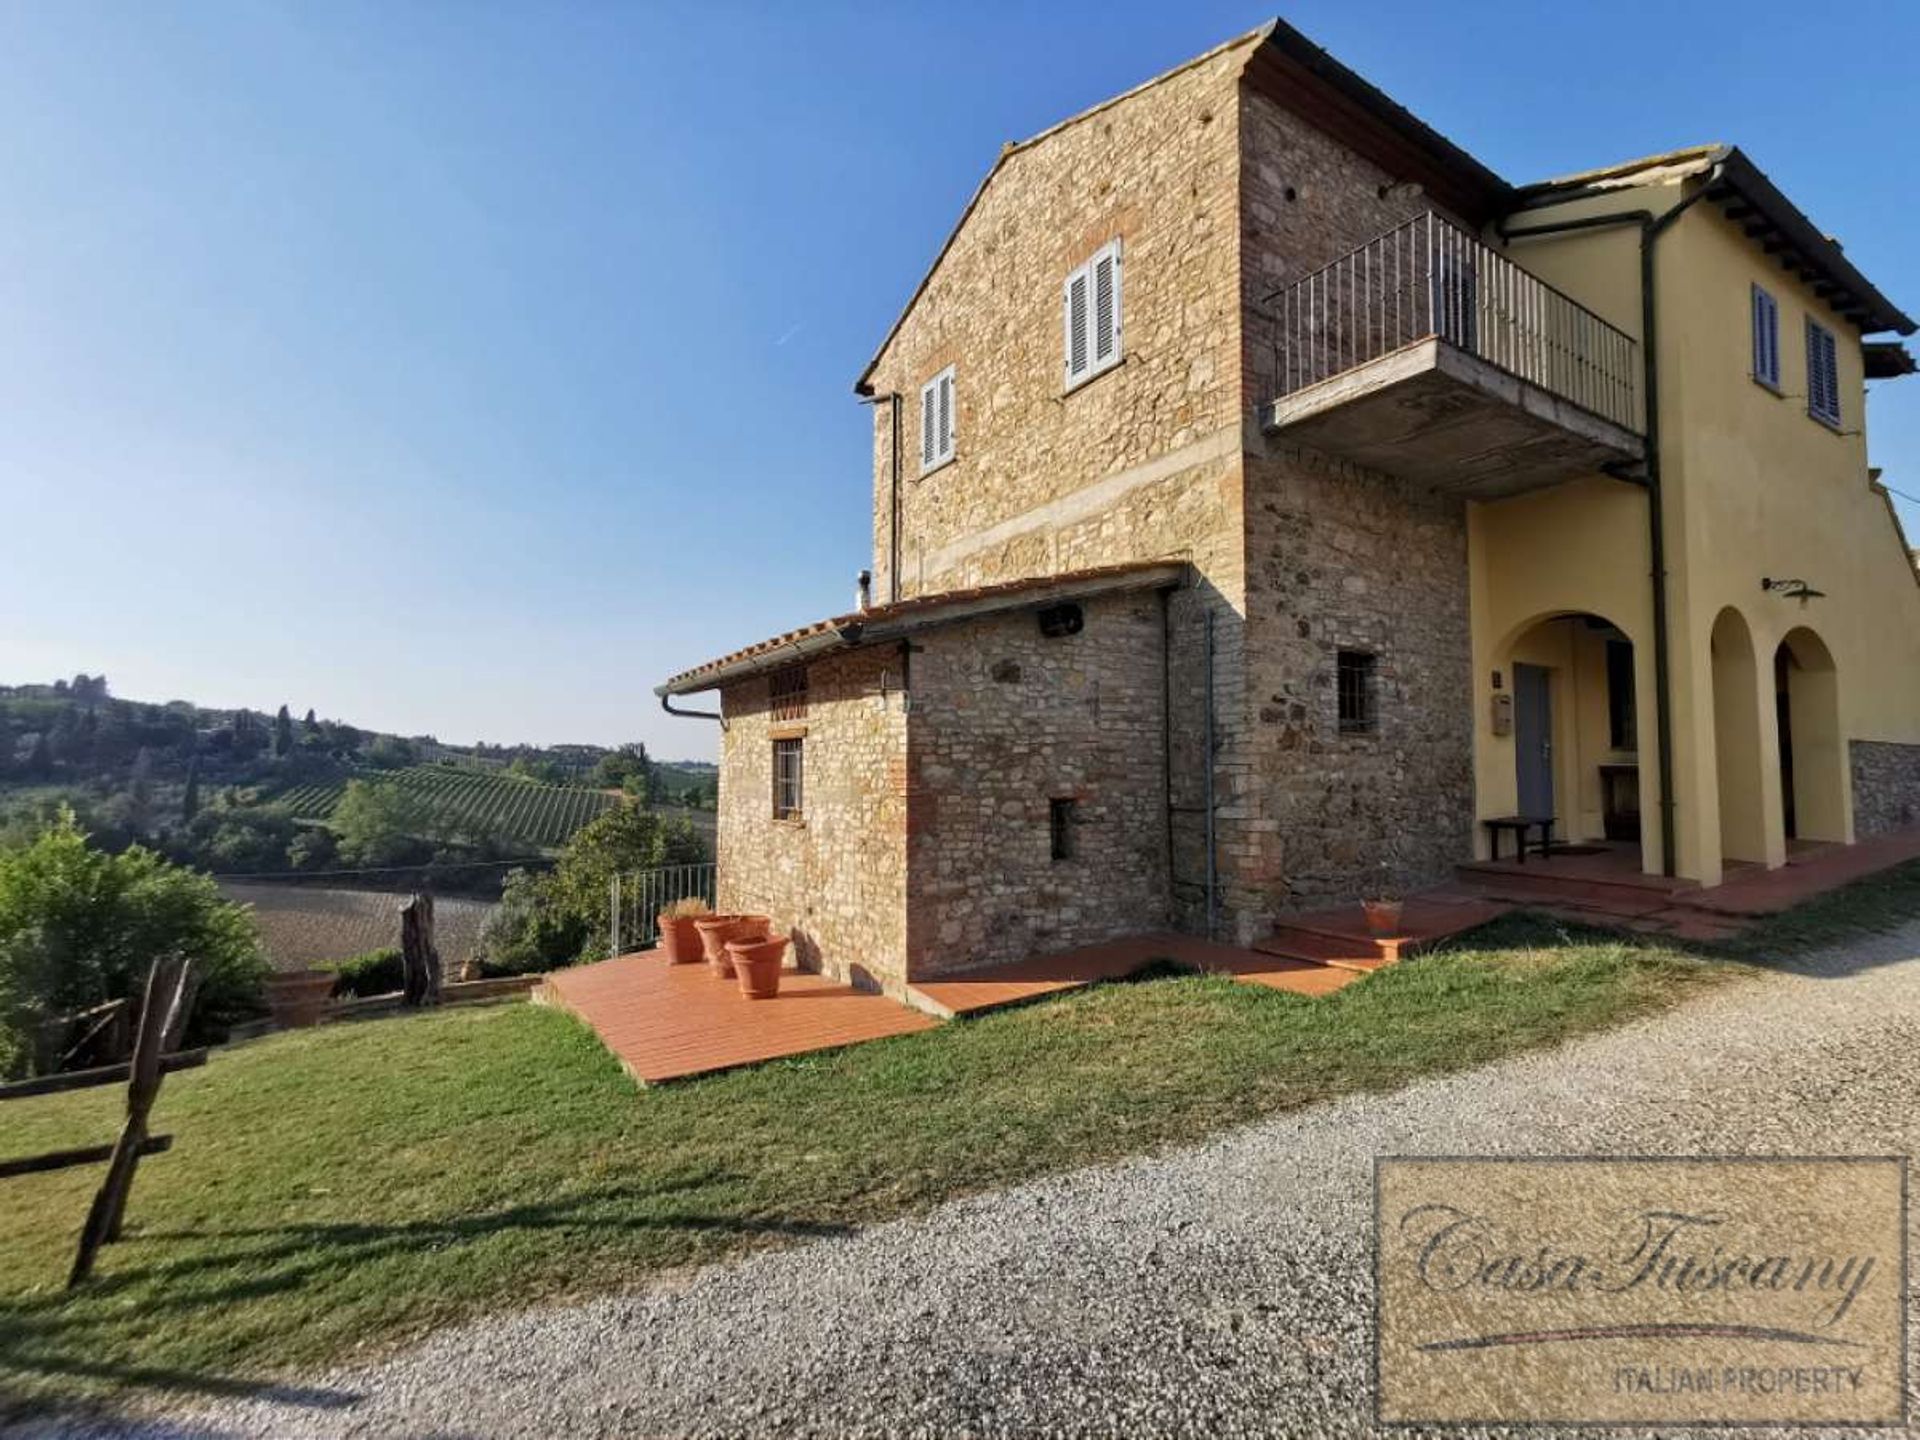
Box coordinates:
[657,559,1188,696]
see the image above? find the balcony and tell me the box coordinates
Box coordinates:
[1259,213,1645,499]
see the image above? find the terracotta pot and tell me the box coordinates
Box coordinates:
[694,915,770,977]
[657,914,706,965]
[726,934,791,999]
[265,970,336,1029]
[1362,899,1404,938]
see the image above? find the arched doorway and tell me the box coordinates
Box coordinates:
[1710,607,1769,862]
[1775,627,1847,844]
[1495,611,1645,862]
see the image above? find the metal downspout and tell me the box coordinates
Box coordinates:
[1499,169,1721,879]
[660,692,724,727]
[1204,609,1218,941]
[889,392,903,603]
[1160,588,1176,918]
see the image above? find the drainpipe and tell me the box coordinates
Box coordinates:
[1499,165,1723,879]
[659,692,724,728]
[1204,609,1218,941]
[858,391,904,603]
[1160,587,1176,915]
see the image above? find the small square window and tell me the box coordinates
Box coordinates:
[1049,797,1078,861]
[772,738,804,820]
[770,665,808,722]
[1337,650,1378,735]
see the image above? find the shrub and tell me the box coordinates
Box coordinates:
[0,810,269,1078]
[328,947,404,999]
[474,868,586,976]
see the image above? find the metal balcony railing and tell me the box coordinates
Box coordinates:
[609,862,717,957]
[1268,212,1641,433]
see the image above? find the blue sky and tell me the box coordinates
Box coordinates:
[2,1,1915,761]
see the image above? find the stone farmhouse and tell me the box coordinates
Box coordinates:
[659,19,1920,994]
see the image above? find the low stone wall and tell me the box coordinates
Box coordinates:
[1850,740,1920,837]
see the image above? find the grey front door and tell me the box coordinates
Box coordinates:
[1514,663,1554,819]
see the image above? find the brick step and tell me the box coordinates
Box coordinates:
[1456,862,1697,907]
[1253,928,1395,973]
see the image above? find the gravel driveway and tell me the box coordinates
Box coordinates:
[27,923,1920,1439]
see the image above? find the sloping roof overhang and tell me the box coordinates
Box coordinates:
[656,560,1190,696]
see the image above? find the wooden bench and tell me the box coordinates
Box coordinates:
[1484,815,1554,864]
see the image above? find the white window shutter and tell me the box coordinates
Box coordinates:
[921,381,937,469]
[1065,269,1090,384]
[938,371,953,459]
[1093,247,1117,365]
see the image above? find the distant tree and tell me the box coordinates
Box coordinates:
[364,735,417,770]
[125,747,154,834]
[183,803,298,873]
[331,779,435,867]
[285,826,339,871]
[302,708,317,730]
[0,810,267,1078]
[273,704,294,758]
[592,743,656,800]
[180,757,202,823]
[24,733,52,779]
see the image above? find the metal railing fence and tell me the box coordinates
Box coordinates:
[609,863,717,957]
[1268,211,1641,433]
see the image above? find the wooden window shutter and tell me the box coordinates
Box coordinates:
[1806,320,1840,424]
[1751,285,1779,387]
[937,370,953,459]
[1065,269,1090,383]
[1092,245,1119,366]
[920,379,938,469]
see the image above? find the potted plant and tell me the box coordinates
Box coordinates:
[725,933,791,999]
[1361,859,1403,938]
[693,914,771,978]
[657,896,712,965]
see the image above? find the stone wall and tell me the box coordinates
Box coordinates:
[828,46,1488,950]
[863,36,1254,606]
[1849,740,1920,837]
[717,647,909,991]
[906,590,1172,975]
[1238,87,1471,409]
[1238,443,1475,921]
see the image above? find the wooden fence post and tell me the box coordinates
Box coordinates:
[400,894,442,1007]
[69,957,190,1286]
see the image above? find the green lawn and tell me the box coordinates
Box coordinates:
[0,914,1733,1416]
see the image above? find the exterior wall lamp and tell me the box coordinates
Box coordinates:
[1761,577,1827,605]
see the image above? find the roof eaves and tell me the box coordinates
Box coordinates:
[656,560,1191,696]
[1244,19,1511,222]
[1515,145,1914,337]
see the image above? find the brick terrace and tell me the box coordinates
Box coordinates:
[537,952,937,1085]
[541,827,1920,1084]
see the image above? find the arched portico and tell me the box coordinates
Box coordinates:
[1480,608,1653,872]
[1775,626,1850,845]
[1709,606,1780,866]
